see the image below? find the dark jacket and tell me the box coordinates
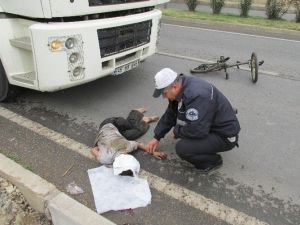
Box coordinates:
[154,74,240,140]
[99,110,149,141]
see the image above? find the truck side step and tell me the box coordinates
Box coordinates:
[11,71,36,85]
[10,37,32,51]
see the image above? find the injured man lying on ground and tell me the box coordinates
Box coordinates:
[91,108,167,176]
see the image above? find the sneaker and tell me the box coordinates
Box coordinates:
[196,156,223,174]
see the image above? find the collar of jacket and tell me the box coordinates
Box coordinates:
[175,73,186,102]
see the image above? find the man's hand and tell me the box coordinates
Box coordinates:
[152,151,167,160]
[147,138,159,154]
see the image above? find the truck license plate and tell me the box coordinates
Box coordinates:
[112,60,139,76]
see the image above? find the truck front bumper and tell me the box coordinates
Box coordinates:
[30,9,161,91]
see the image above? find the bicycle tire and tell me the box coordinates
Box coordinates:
[250,52,258,83]
[190,63,220,73]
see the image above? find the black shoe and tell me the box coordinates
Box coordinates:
[196,157,223,174]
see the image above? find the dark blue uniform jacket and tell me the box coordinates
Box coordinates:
[154,74,240,140]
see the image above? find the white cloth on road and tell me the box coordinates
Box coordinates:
[87,166,151,214]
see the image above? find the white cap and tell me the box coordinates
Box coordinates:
[113,154,140,177]
[153,68,178,98]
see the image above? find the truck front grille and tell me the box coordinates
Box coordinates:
[89,0,147,6]
[97,20,152,58]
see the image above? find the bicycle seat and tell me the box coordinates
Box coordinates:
[218,56,230,63]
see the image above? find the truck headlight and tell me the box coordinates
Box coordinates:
[69,52,79,63]
[48,34,85,81]
[65,38,76,49]
[73,67,83,77]
[50,40,62,50]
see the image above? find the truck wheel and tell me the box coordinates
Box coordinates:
[0,60,9,102]
[0,60,20,102]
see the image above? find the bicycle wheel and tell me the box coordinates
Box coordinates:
[190,63,220,73]
[250,52,258,83]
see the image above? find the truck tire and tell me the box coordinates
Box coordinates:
[0,60,21,102]
[0,59,9,102]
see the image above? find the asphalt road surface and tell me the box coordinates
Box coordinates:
[158,23,300,80]
[1,20,300,225]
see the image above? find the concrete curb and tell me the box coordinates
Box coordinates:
[0,153,116,225]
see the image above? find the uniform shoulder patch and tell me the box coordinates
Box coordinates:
[186,108,199,121]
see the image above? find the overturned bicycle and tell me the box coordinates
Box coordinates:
[190,52,264,83]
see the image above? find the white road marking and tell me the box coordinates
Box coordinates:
[162,23,300,43]
[0,106,269,225]
[0,106,92,160]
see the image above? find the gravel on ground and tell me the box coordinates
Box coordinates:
[0,176,53,225]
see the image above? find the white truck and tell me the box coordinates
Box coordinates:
[0,0,168,101]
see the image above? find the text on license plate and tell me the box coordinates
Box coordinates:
[112,60,139,76]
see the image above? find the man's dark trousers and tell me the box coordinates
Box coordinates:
[175,133,238,169]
